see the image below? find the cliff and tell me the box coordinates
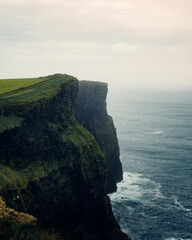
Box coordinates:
[75,81,123,193]
[0,74,130,240]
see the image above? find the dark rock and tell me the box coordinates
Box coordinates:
[75,81,123,193]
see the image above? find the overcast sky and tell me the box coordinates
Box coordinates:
[0,0,192,89]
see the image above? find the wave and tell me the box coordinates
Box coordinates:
[110,173,191,216]
[109,172,164,204]
[172,195,192,214]
[149,131,165,135]
[109,172,143,202]
[109,172,192,239]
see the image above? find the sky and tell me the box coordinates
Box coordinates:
[0,0,192,89]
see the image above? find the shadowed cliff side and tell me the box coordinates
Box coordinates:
[75,81,123,193]
[0,74,130,240]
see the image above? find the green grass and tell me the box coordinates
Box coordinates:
[0,77,48,95]
[0,74,78,110]
[0,158,69,192]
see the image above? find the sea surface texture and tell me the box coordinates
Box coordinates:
[108,90,192,240]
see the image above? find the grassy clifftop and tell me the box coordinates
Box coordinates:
[0,77,48,95]
[0,74,78,133]
[0,74,77,110]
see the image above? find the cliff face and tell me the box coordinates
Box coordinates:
[75,81,123,193]
[0,74,130,240]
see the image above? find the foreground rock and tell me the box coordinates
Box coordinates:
[0,196,37,224]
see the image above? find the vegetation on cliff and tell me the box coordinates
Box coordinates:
[0,197,70,240]
[0,196,37,224]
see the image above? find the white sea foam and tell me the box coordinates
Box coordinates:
[173,195,192,214]
[109,172,143,202]
[109,172,164,204]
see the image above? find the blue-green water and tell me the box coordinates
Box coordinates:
[108,90,192,240]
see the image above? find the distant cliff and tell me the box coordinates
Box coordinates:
[75,81,123,193]
[0,74,130,240]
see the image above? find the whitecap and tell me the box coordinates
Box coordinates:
[150,131,165,135]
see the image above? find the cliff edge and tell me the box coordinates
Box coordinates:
[0,74,130,240]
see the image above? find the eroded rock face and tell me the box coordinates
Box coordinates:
[0,75,130,240]
[75,81,123,193]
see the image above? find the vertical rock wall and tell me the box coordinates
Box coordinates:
[75,81,123,193]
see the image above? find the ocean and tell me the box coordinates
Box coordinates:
[107,89,192,240]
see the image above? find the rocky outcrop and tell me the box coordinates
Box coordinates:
[75,81,123,193]
[0,195,63,240]
[0,196,37,224]
[0,74,130,240]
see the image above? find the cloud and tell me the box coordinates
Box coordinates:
[1,0,191,41]
[0,0,192,86]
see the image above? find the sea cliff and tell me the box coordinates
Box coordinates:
[75,81,123,193]
[0,74,130,240]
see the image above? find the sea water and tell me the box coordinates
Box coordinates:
[108,89,192,240]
